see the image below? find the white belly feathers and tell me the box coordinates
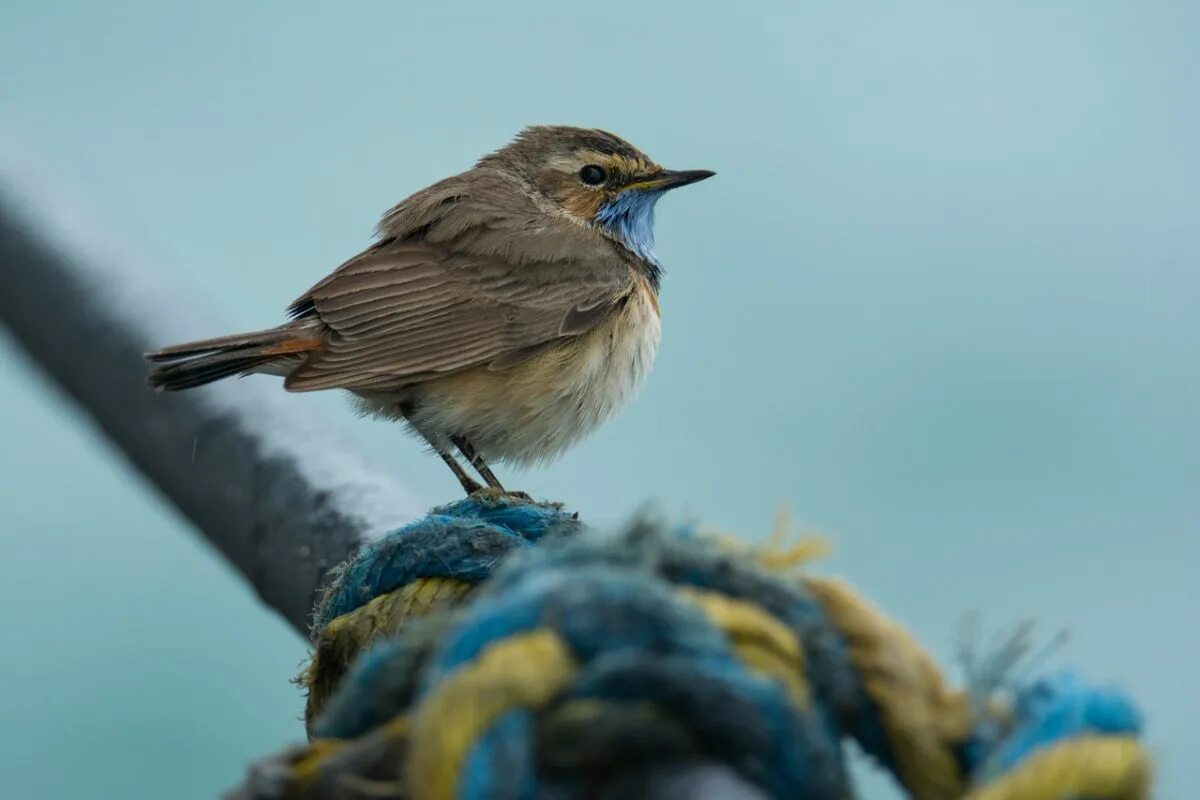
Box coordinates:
[372,282,661,467]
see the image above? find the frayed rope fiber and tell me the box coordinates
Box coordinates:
[303,494,582,728]
[234,494,1151,800]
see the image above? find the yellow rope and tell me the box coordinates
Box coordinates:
[289,737,352,787]
[541,697,679,734]
[405,629,578,800]
[304,577,475,730]
[963,736,1151,800]
[291,715,410,795]
[676,586,811,709]
[804,576,970,800]
[708,506,831,573]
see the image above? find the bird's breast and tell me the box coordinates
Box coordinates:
[402,278,661,466]
[562,276,661,429]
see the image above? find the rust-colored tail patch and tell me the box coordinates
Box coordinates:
[259,338,324,356]
[145,329,323,392]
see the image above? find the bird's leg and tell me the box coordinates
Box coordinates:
[433,445,484,495]
[408,421,482,494]
[450,435,505,491]
[401,404,482,495]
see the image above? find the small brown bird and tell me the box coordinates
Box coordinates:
[147,126,714,493]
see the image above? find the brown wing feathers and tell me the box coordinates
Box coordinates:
[147,168,635,393]
[282,172,633,392]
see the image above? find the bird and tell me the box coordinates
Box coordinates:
[146,126,714,494]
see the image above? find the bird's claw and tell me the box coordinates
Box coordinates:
[467,486,532,503]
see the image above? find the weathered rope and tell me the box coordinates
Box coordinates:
[302,494,581,729]
[232,495,1151,799]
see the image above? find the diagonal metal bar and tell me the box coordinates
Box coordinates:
[0,178,420,637]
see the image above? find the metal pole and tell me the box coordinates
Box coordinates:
[0,178,419,636]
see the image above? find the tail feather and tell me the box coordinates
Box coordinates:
[145,326,301,362]
[145,326,322,392]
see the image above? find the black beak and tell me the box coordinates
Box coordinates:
[632,169,717,192]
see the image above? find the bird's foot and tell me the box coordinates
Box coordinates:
[467,486,533,503]
[456,476,484,495]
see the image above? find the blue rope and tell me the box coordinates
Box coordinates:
[312,495,580,631]
[969,671,1143,781]
[246,498,1152,800]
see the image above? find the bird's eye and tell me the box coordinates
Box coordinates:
[579,164,607,185]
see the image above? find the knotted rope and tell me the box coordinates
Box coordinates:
[231,494,1151,799]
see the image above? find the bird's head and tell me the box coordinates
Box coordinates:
[480,126,715,264]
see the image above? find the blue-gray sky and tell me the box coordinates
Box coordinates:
[1,2,1196,797]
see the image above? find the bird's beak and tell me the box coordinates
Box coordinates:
[625,169,716,192]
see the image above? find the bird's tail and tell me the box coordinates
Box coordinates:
[145,324,323,392]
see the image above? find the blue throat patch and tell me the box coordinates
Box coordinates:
[596,189,665,268]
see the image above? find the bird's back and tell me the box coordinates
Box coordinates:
[282,168,640,393]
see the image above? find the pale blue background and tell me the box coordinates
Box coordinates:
[1,2,1196,798]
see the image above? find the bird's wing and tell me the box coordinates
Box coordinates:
[284,171,634,391]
